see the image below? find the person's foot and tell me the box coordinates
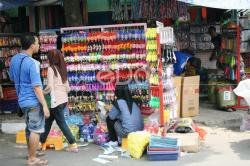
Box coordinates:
[27,158,48,166]
[65,143,79,153]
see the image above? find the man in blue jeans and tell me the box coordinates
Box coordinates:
[9,33,50,165]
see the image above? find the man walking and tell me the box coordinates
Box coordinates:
[9,33,50,165]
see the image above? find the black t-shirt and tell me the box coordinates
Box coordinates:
[211,34,221,51]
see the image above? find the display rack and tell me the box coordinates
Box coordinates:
[0,33,21,113]
[60,23,149,112]
[220,25,248,110]
[156,26,177,127]
[232,26,249,109]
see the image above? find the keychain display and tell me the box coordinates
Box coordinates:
[146,28,160,115]
[61,26,149,111]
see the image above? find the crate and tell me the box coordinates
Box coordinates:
[2,87,17,100]
[16,130,27,144]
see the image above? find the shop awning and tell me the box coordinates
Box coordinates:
[0,0,62,10]
[177,0,250,9]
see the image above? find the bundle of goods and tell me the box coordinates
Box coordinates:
[93,123,109,145]
[147,136,180,161]
[127,131,150,159]
[79,123,96,143]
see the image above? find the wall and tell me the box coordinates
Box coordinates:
[88,0,111,12]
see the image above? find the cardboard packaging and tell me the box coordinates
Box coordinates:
[173,77,182,118]
[181,76,200,117]
[167,132,200,153]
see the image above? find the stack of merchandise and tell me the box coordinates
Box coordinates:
[147,135,179,161]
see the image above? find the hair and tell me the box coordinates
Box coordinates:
[20,32,37,50]
[208,26,216,33]
[113,84,135,114]
[48,49,67,83]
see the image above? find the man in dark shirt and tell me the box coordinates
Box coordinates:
[208,26,221,61]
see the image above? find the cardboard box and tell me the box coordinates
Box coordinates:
[181,76,200,117]
[167,132,200,153]
[173,77,182,118]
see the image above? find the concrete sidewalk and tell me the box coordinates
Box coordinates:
[193,102,250,129]
[1,102,250,133]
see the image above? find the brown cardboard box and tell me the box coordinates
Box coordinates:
[181,76,200,117]
[173,77,182,118]
[167,132,200,153]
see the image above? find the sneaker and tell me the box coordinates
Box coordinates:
[103,141,118,147]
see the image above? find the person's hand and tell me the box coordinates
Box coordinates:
[43,106,50,119]
[104,104,112,111]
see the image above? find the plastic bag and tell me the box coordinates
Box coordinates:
[234,79,250,106]
[127,131,150,159]
[93,123,109,145]
[173,51,191,76]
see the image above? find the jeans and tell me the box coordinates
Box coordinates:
[106,116,128,143]
[40,102,76,144]
[22,104,45,140]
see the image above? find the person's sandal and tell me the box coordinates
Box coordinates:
[25,150,45,160]
[27,158,48,166]
[65,143,79,153]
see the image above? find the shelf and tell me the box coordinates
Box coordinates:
[0,45,21,48]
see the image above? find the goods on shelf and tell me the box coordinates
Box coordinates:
[39,31,58,85]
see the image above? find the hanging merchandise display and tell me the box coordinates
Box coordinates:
[39,30,58,85]
[218,28,239,81]
[157,25,178,126]
[60,23,149,112]
[111,0,188,21]
[146,28,159,110]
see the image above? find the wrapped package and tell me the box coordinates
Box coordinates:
[127,131,150,159]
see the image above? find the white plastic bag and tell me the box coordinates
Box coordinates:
[233,79,250,106]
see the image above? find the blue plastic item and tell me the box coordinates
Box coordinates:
[173,51,192,76]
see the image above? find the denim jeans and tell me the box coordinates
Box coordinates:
[22,104,45,140]
[40,102,76,144]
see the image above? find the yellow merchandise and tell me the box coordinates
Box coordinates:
[127,131,150,159]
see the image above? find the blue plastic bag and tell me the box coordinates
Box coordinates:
[173,51,191,75]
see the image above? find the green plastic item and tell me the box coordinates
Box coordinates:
[149,97,160,108]
[216,84,237,109]
[208,81,217,104]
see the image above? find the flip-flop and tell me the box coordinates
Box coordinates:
[27,158,48,166]
[26,150,45,159]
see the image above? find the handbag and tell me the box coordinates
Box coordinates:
[17,56,29,117]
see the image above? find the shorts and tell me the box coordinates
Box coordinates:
[22,104,45,137]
